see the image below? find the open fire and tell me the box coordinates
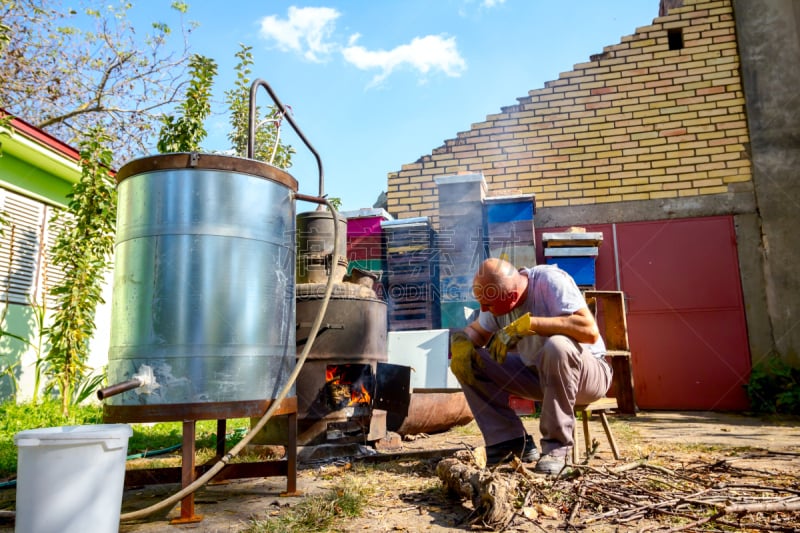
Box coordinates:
[325,364,373,409]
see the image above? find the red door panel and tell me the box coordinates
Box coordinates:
[627,310,750,410]
[616,218,744,313]
[616,216,751,410]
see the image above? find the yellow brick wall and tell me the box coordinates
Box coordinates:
[386,0,751,220]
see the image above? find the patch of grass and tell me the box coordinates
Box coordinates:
[620,436,763,466]
[244,474,370,533]
[126,419,250,460]
[605,418,639,441]
[0,400,102,479]
[450,420,481,437]
[367,457,434,477]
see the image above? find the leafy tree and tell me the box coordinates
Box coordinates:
[225,43,295,168]
[157,54,218,153]
[45,127,117,415]
[1,2,298,412]
[0,0,194,164]
[0,0,195,409]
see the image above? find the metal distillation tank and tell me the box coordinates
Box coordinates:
[104,153,298,421]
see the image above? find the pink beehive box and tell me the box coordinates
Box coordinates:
[342,208,393,236]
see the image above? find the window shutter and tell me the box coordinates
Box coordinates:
[42,208,71,307]
[0,189,46,305]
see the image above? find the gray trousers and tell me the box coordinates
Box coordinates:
[462,335,612,457]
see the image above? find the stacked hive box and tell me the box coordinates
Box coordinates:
[435,174,488,329]
[342,208,393,300]
[485,195,539,415]
[382,217,440,331]
[485,195,537,269]
[542,230,603,289]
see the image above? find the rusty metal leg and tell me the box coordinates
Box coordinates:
[216,419,227,457]
[281,411,301,496]
[170,420,203,524]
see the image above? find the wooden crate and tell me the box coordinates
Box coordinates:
[584,290,637,415]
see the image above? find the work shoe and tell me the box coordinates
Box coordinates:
[533,453,572,476]
[485,434,540,465]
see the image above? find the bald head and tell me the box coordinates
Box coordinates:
[473,258,527,315]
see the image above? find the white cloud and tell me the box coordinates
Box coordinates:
[482,0,506,7]
[259,6,340,62]
[342,34,466,87]
[258,7,467,86]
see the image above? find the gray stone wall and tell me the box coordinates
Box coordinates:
[733,0,800,365]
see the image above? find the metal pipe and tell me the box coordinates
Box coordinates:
[612,223,621,291]
[248,79,325,198]
[97,379,142,400]
[293,192,328,205]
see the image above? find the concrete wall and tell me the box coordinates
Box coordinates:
[733,0,800,366]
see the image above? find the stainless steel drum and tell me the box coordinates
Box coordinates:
[106,153,298,408]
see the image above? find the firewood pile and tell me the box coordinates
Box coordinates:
[437,449,800,531]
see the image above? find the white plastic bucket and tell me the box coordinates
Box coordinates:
[14,424,133,533]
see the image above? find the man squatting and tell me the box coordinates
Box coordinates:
[449,257,612,474]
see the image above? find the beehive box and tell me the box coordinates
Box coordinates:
[382,218,440,331]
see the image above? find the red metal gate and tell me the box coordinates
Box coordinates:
[616,216,750,410]
[537,215,751,410]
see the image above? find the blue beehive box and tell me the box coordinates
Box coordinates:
[485,195,536,268]
[544,256,597,286]
[542,231,602,288]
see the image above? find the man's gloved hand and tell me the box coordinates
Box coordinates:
[488,312,534,364]
[450,331,481,386]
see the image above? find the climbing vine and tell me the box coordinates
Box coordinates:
[45,127,117,415]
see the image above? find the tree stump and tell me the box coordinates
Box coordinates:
[436,451,518,529]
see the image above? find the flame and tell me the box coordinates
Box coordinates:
[326,366,338,383]
[349,383,371,406]
[326,364,372,406]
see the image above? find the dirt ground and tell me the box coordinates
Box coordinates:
[1,410,799,532]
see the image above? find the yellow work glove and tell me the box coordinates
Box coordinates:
[450,331,482,386]
[488,312,534,364]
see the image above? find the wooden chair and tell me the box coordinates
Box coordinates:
[572,290,636,462]
[573,397,621,462]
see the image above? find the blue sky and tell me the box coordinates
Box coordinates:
[131,1,660,212]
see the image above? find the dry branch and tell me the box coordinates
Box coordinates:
[435,451,800,531]
[725,498,800,514]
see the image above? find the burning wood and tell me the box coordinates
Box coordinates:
[325,365,373,409]
[327,382,351,407]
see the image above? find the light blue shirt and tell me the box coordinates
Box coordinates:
[477,264,606,362]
